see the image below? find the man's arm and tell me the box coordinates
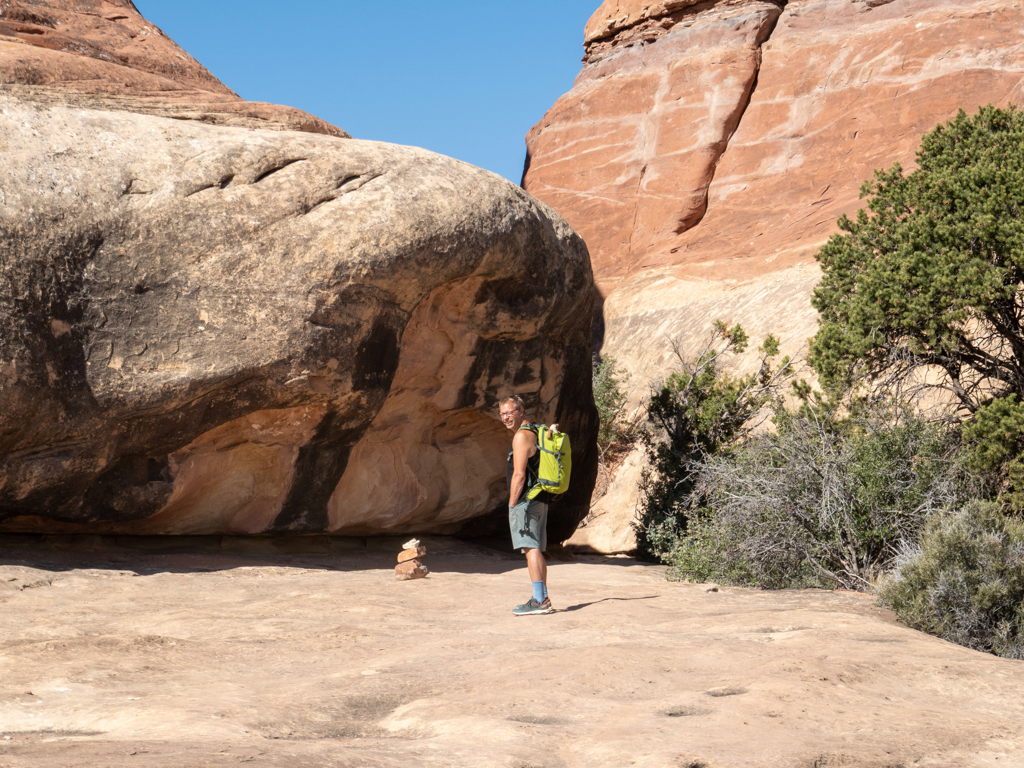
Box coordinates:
[508,428,537,507]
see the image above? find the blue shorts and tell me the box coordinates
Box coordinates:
[509,497,548,552]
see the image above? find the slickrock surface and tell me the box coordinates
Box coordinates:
[2,537,1023,767]
[523,0,1024,387]
[0,98,598,538]
[0,0,344,135]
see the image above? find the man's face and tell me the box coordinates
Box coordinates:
[499,403,522,432]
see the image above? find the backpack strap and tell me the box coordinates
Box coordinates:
[517,423,541,493]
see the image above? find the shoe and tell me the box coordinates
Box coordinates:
[512,597,554,615]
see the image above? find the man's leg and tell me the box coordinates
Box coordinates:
[510,499,553,614]
[528,500,549,604]
[523,547,549,607]
[525,547,547,586]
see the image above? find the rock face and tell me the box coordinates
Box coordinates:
[0,0,345,136]
[566,447,643,554]
[0,3,598,539]
[524,0,1024,386]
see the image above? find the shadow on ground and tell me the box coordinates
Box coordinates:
[0,534,658,578]
[561,594,661,612]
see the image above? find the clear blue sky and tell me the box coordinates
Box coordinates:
[134,1,598,184]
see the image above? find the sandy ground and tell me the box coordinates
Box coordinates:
[1,535,1022,768]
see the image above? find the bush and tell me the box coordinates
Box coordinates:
[960,395,1024,510]
[666,516,770,588]
[668,398,964,590]
[633,323,793,561]
[592,355,632,450]
[878,500,1024,659]
[810,105,1024,415]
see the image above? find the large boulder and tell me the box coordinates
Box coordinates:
[0,4,598,539]
[524,0,1024,386]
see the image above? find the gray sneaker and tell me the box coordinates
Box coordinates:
[512,597,554,615]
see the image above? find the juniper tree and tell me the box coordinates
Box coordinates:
[810,105,1024,417]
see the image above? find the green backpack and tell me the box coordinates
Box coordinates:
[522,424,572,500]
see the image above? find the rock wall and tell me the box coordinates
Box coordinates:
[524,0,1024,386]
[0,2,599,540]
[0,0,345,135]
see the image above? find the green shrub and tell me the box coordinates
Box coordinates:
[633,323,792,561]
[960,395,1024,510]
[592,355,631,449]
[669,399,962,590]
[878,501,1024,659]
[663,517,733,585]
[961,395,1024,473]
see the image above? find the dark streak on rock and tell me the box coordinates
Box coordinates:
[184,173,236,198]
[252,158,306,184]
[352,320,400,393]
[266,414,365,533]
[298,172,383,215]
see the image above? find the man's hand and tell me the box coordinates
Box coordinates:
[546,423,560,439]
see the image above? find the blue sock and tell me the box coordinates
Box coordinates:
[532,581,545,603]
[542,582,548,601]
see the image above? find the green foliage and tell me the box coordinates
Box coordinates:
[959,395,1024,510]
[667,399,961,590]
[592,356,630,448]
[633,324,791,561]
[809,105,1024,414]
[962,395,1024,473]
[878,501,1024,659]
[664,517,760,587]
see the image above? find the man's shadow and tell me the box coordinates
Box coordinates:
[560,595,659,612]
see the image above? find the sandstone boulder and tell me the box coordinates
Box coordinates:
[0,3,599,539]
[565,445,643,554]
[0,97,598,539]
[524,0,1024,390]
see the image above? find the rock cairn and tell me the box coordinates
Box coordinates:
[395,539,429,581]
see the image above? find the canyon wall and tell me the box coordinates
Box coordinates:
[524,0,1024,385]
[0,1,599,540]
[524,0,1024,552]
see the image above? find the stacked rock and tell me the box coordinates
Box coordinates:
[395,538,429,581]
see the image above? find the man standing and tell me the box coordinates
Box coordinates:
[499,395,555,615]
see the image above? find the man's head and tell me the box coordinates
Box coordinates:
[499,395,526,432]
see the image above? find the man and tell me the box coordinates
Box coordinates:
[499,395,556,616]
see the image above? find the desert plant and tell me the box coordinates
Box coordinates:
[957,394,1024,510]
[592,355,634,450]
[810,105,1024,416]
[670,398,964,590]
[878,500,1024,659]
[633,322,795,561]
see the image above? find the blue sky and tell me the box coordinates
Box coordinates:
[135,1,598,184]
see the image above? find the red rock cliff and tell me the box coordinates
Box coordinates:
[0,0,346,135]
[524,0,1024,383]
